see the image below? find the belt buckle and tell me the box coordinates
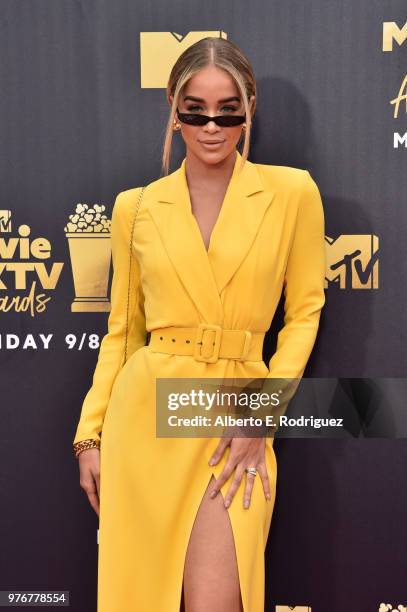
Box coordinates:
[193,323,222,363]
[236,330,252,361]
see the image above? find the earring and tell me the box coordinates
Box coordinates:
[173,118,181,131]
[242,122,247,130]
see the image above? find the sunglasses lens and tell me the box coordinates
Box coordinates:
[216,116,245,126]
[178,113,207,126]
[192,115,208,126]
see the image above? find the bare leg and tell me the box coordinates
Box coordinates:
[181,474,244,612]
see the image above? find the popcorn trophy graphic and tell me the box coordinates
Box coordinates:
[65,203,112,312]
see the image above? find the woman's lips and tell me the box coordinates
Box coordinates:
[199,140,225,148]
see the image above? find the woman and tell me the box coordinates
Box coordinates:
[73,37,326,612]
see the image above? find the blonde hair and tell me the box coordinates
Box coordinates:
[162,37,257,176]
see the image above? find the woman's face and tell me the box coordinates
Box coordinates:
[169,65,254,165]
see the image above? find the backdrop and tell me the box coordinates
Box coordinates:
[0,1,406,611]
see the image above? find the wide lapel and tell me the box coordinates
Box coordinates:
[147,150,276,324]
[147,165,224,324]
[207,151,276,295]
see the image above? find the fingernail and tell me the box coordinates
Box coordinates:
[208,458,215,465]
[210,490,217,498]
[266,494,271,500]
[224,499,230,508]
[244,499,249,508]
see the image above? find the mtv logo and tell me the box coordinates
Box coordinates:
[383,21,407,51]
[325,234,379,289]
[276,607,311,611]
[0,210,12,233]
[394,132,407,148]
[140,31,227,88]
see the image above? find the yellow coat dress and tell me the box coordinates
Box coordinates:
[73,149,326,612]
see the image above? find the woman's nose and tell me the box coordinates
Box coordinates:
[204,120,220,132]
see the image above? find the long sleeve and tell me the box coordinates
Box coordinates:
[72,189,147,452]
[235,171,327,438]
[267,170,326,379]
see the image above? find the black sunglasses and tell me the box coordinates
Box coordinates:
[176,108,246,127]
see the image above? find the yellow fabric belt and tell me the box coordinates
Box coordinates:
[148,324,265,364]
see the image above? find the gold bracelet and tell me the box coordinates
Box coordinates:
[73,438,100,458]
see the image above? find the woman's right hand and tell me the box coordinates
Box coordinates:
[78,448,100,516]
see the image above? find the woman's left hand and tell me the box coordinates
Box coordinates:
[207,434,272,509]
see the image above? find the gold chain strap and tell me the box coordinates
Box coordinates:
[124,186,146,364]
